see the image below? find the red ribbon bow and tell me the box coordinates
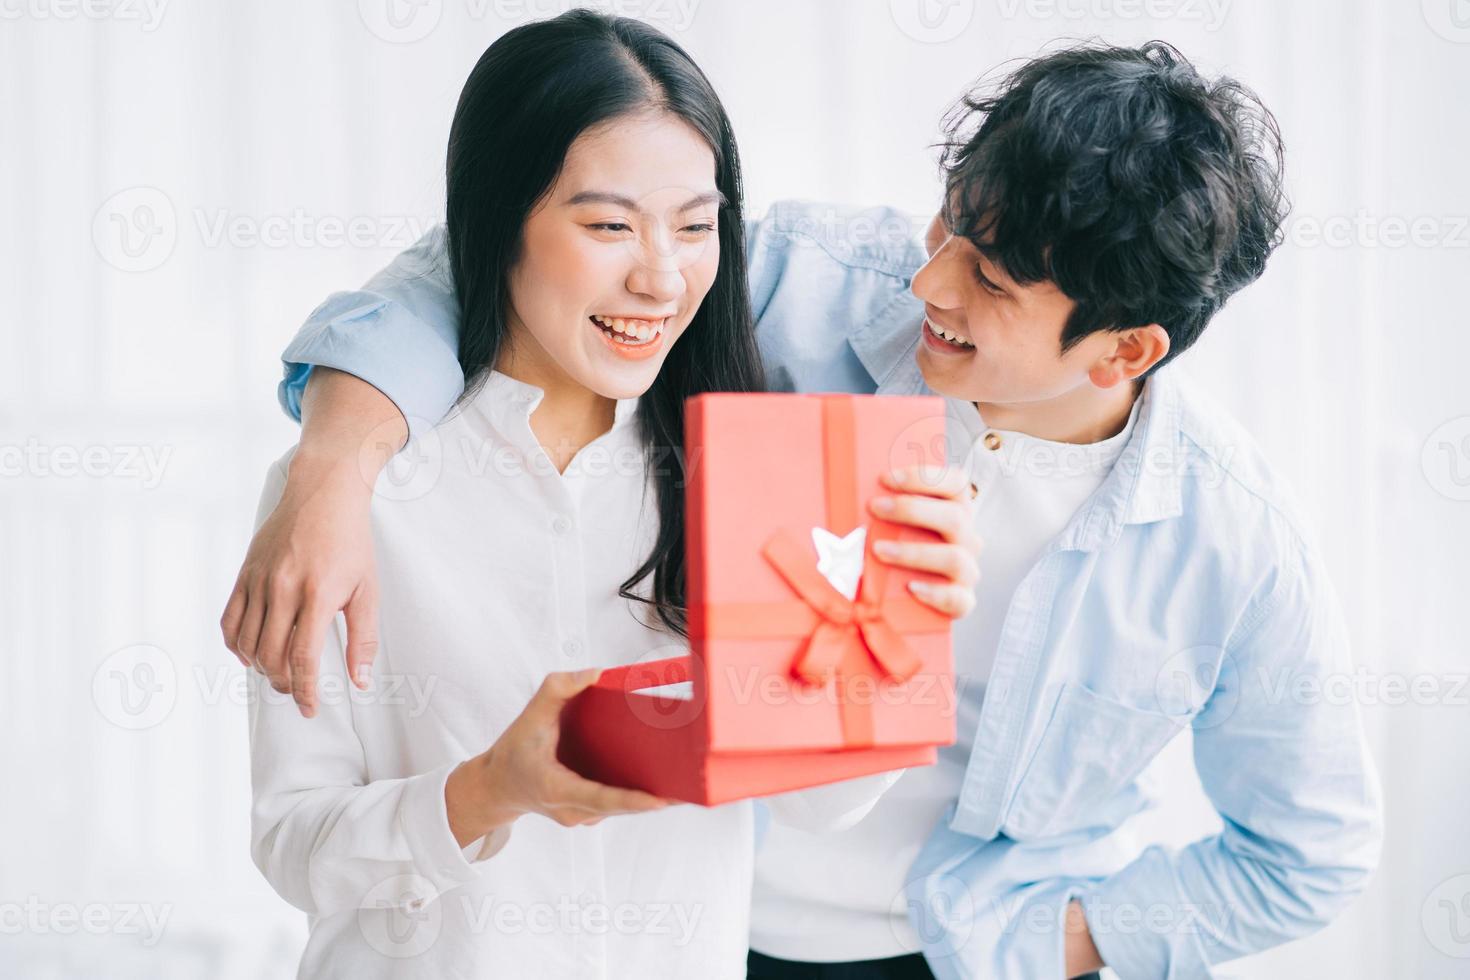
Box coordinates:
[758,396,928,747]
[762,527,922,689]
[692,395,945,750]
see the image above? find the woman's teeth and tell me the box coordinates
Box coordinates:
[926,317,974,349]
[592,314,665,345]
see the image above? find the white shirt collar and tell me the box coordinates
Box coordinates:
[469,370,641,444]
[950,388,1143,477]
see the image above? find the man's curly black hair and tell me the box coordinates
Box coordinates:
[939,41,1288,371]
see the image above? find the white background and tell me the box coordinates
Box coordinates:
[2,0,1468,976]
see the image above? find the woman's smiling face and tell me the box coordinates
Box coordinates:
[500,110,723,399]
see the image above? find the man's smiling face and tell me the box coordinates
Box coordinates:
[910,209,1130,407]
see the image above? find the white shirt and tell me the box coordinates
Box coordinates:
[248,371,894,980]
[749,395,1140,962]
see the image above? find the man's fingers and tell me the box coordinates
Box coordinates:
[880,465,970,500]
[906,581,977,619]
[287,603,330,718]
[219,577,250,665]
[870,493,970,543]
[872,540,980,587]
[256,593,298,694]
[235,584,267,668]
[343,579,381,691]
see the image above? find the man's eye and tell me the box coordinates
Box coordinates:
[681,223,716,235]
[973,263,1006,296]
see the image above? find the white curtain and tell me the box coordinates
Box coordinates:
[3,1,1466,976]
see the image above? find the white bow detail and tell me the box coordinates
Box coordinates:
[811,526,867,601]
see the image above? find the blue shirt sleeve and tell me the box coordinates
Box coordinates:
[908,514,1382,980]
[1081,529,1383,976]
[278,218,770,442]
[275,201,931,436]
[277,225,465,443]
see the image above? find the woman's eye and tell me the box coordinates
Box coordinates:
[589,222,632,233]
[681,223,716,235]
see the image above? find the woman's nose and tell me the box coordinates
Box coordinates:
[625,248,689,304]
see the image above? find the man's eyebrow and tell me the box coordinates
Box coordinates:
[564,190,725,211]
[975,243,1012,282]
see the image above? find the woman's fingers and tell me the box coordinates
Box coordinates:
[522,668,603,728]
[576,778,670,816]
[498,669,677,829]
[544,771,669,826]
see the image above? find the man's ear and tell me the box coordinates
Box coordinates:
[1088,324,1170,388]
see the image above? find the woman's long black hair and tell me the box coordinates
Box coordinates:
[445,10,764,637]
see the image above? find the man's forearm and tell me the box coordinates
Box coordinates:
[291,367,405,484]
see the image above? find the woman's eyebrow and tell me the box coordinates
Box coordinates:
[565,190,725,211]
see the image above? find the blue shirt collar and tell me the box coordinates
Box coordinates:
[860,304,1186,551]
[1055,368,1186,552]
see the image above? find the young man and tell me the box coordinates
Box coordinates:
[223,42,1380,978]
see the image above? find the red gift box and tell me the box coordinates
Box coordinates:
[557,393,956,805]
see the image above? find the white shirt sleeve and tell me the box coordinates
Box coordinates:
[760,768,906,834]
[246,459,506,918]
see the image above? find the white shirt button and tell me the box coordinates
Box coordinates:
[563,639,582,657]
[551,516,571,535]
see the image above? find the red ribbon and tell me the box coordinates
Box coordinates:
[762,396,924,748]
[692,396,943,749]
[762,528,921,687]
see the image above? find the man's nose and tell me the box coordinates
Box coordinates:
[911,235,965,310]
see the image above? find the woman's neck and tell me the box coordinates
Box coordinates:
[495,343,616,474]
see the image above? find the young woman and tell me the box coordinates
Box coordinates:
[246,12,979,978]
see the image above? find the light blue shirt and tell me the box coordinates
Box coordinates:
[278,201,1381,978]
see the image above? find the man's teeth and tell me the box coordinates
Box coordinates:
[927,318,974,348]
[592,315,665,343]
